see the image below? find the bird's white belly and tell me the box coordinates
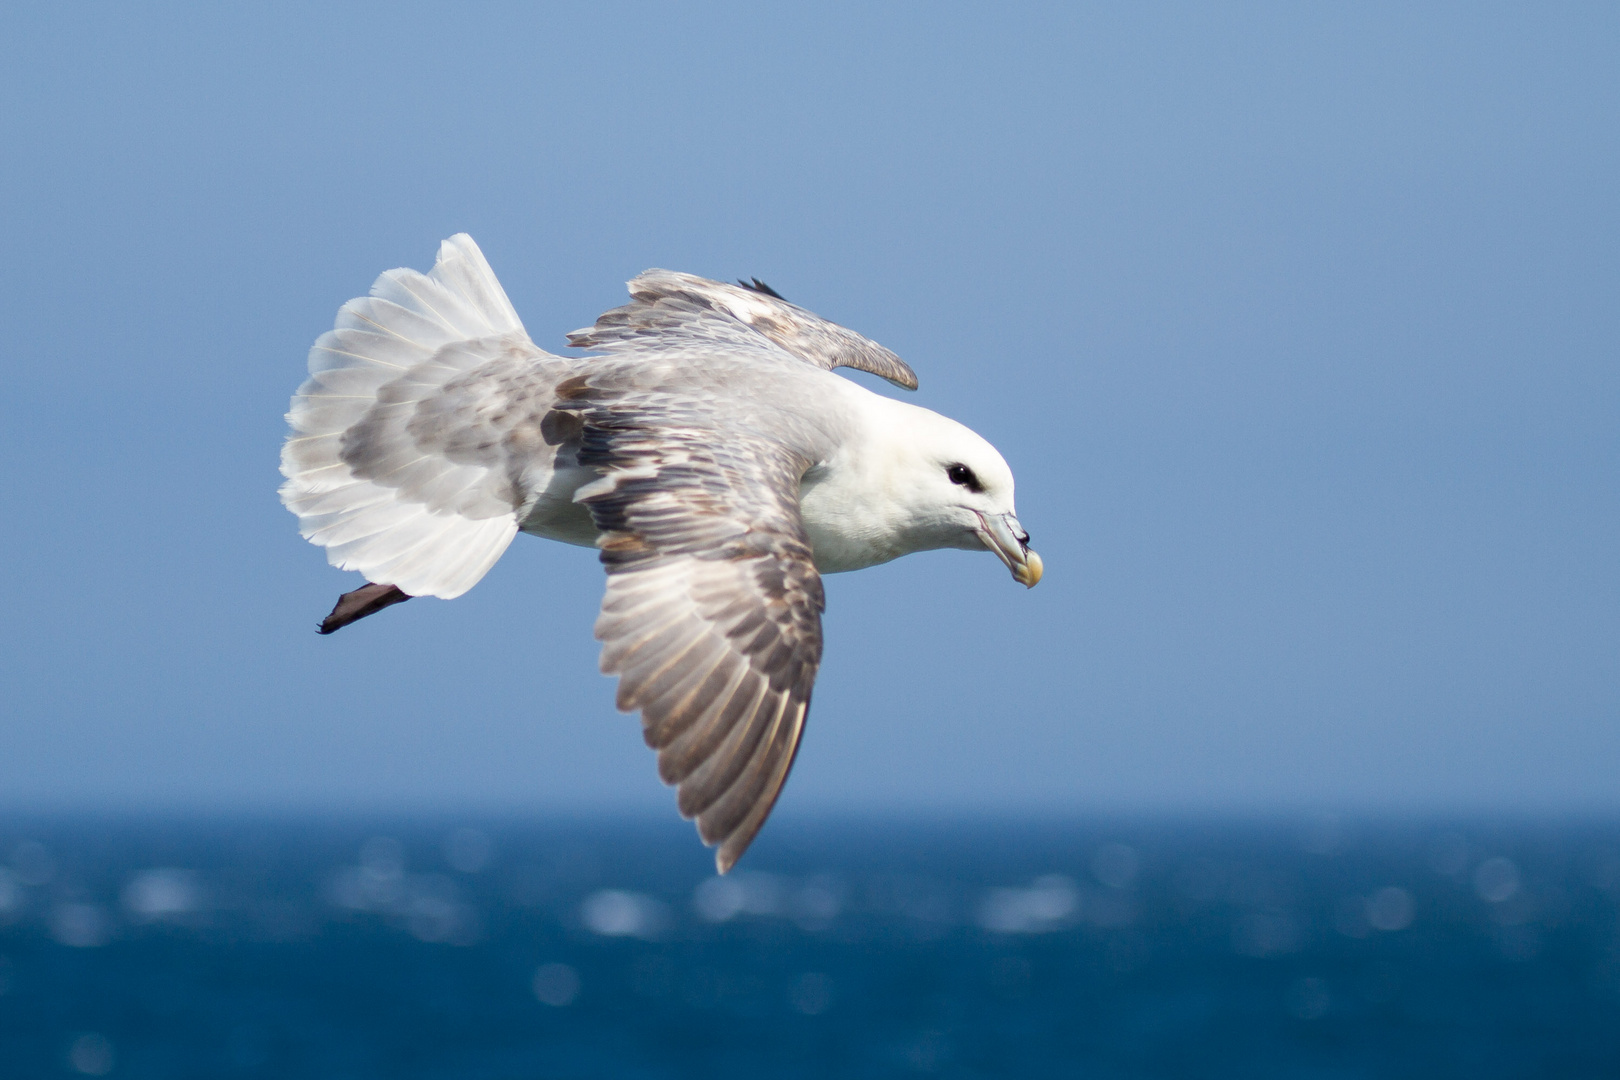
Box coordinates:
[518,465,899,574]
[517,465,603,548]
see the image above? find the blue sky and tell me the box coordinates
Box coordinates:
[1,2,1616,816]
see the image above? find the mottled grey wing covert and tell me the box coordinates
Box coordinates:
[565,378,826,872]
[568,269,920,391]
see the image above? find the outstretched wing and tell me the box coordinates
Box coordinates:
[573,399,825,872]
[567,270,919,391]
[280,234,560,599]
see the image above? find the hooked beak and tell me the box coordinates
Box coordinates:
[974,511,1043,588]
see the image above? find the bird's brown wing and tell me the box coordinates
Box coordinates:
[574,405,824,872]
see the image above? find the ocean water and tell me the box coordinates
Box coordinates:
[0,815,1617,1079]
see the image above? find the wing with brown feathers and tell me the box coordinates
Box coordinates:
[574,410,824,872]
[568,270,919,391]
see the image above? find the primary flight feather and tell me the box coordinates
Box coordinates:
[280,234,1041,872]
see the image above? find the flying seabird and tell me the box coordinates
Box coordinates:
[280,235,1042,871]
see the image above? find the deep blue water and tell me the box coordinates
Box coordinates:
[0,814,1617,1078]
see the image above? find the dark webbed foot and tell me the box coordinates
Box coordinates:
[318,583,412,634]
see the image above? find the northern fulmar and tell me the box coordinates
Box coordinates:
[280,234,1042,871]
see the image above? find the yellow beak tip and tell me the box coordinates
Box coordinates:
[1019,551,1044,588]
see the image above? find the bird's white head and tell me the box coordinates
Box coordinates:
[827,396,1042,587]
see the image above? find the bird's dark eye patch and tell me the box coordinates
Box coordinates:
[946,463,983,492]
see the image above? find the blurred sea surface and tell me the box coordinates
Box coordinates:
[1,814,1618,1078]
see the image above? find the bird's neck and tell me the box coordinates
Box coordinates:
[797,387,921,574]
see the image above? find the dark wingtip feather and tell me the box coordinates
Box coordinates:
[737,277,785,300]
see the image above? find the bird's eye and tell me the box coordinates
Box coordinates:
[946,463,983,492]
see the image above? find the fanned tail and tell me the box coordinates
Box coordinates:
[279,235,533,599]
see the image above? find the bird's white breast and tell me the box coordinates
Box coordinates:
[795,382,920,574]
[799,469,907,573]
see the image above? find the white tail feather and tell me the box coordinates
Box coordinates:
[279,235,530,599]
